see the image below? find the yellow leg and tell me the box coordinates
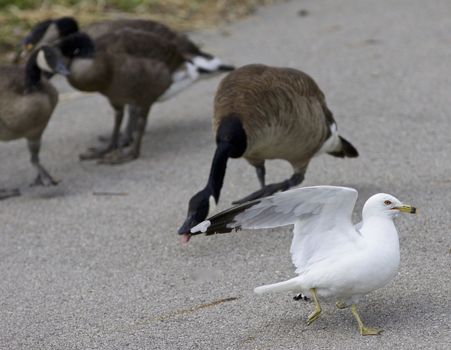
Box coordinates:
[336,301,348,309]
[351,305,384,336]
[306,288,322,325]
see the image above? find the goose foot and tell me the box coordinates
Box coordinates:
[79,143,117,160]
[31,165,59,187]
[97,147,139,165]
[0,188,21,200]
[97,133,132,148]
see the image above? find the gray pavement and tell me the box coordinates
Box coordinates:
[1,0,450,349]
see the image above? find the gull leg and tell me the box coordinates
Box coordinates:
[336,300,349,309]
[306,288,322,325]
[351,304,383,336]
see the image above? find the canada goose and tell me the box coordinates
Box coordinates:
[18,17,234,145]
[0,46,69,199]
[19,16,234,72]
[178,64,359,235]
[56,29,197,164]
[188,186,416,336]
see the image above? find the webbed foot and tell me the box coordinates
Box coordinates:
[232,184,282,205]
[306,308,322,325]
[351,304,383,336]
[31,166,59,187]
[97,133,132,148]
[79,144,117,160]
[97,147,139,165]
[0,188,21,200]
[360,326,384,336]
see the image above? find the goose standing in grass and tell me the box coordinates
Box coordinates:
[188,186,417,336]
[178,64,358,235]
[0,46,69,199]
[57,29,206,164]
[17,17,234,145]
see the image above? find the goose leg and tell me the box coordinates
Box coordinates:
[80,105,123,160]
[351,304,383,336]
[0,188,21,200]
[232,172,304,205]
[28,138,58,186]
[255,164,266,188]
[306,288,322,325]
[97,105,137,147]
[99,105,148,165]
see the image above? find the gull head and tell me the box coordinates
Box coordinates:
[362,193,416,220]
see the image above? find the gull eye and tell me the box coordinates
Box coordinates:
[384,200,392,206]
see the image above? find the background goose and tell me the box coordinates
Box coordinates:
[178,64,358,235]
[188,186,416,335]
[57,29,196,164]
[0,46,68,199]
[18,16,234,145]
[18,16,234,73]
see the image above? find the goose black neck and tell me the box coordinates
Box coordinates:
[206,142,230,202]
[25,51,42,92]
[207,114,247,201]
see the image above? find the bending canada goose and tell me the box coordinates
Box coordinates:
[57,29,195,164]
[178,64,358,235]
[0,46,69,199]
[18,17,234,145]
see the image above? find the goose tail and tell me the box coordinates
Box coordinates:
[192,54,235,74]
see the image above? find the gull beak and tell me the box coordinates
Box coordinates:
[394,204,416,214]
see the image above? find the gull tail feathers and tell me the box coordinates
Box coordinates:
[254,277,301,295]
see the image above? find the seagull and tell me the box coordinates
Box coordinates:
[188,186,416,335]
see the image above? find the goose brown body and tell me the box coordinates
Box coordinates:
[214,64,332,172]
[0,67,58,141]
[67,29,184,104]
[178,64,358,236]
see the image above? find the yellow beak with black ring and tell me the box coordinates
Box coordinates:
[394,204,417,214]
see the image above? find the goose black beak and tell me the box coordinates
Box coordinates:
[178,216,197,243]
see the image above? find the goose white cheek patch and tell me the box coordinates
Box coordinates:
[36,50,53,73]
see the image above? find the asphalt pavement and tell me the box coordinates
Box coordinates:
[1,0,450,349]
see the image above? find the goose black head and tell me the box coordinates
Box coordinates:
[25,46,69,91]
[21,17,79,52]
[58,32,95,59]
[178,188,216,240]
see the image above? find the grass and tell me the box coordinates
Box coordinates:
[0,0,274,62]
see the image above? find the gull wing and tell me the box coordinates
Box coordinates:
[190,186,358,237]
